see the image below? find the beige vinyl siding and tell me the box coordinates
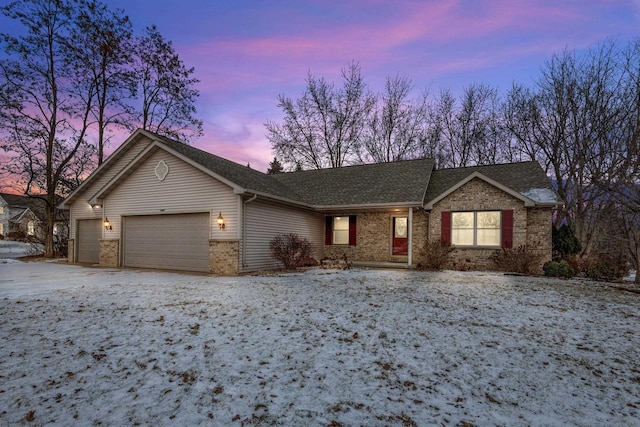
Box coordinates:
[69,136,153,239]
[241,199,323,273]
[104,150,238,239]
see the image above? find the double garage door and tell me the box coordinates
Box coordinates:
[123,213,211,273]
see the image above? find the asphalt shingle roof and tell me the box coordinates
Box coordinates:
[126,131,557,208]
[150,132,435,207]
[272,158,435,206]
[424,161,559,205]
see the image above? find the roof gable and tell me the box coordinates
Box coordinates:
[423,162,560,209]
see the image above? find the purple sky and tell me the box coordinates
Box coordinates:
[5,0,640,172]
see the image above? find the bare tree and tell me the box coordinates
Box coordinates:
[70,1,135,164]
[266,62,375,170]
[505,40,635,255]
[132,25,203,143]
[430,84,507,168]
[0,0,98,257]
[360,74,429,163]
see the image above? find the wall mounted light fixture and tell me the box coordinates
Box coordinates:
[216,212,226,230]
[104,217,112,231]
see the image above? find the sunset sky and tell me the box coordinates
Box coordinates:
[3,0,640,172]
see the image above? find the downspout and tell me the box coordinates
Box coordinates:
[408,207,413,266]
[242,193,258,268]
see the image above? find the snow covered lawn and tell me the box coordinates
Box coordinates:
[0,240,43,259]
[1,262,639,426]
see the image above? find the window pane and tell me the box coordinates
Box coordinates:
[333,229,349,245]
[452,229,474,246]
[452,212,473,229]
[477,211,500,228]
[477,229,500,246]
[334,216,349,231]
[395,217,407,238]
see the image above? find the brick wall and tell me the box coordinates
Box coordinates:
[429,178,552,272]
[99,239,119,268]
[324,209,428,263]
[210,240,239,275]
[526,207,553,272]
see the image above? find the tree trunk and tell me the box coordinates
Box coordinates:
[44,194,55,258]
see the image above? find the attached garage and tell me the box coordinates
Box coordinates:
[123,213,210,272]
[76,219,101,264]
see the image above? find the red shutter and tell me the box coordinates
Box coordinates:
[441,211,451,245]
[501,210,513,248]
[325,216,332,245]
[348,215,357,246]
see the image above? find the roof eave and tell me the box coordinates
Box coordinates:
[60,129,154,209]
[315,201,423,212]
[423,171,538,209]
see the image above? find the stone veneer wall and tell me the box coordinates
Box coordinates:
[99,239,119,268]
[210,240,239,275]
[68,239,75,263]
[324,209,428,263]
[429,178,530,271]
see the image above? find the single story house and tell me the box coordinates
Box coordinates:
[60,129,559,274]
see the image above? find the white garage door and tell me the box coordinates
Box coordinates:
[77,219,101,264]
[123,213,210,272]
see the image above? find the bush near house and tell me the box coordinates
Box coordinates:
[564,253,628,282]
[543,260,576,278]
[269,233,314,270]
[585,255,628,281]
[416,239,453,271]
[491,244,545,275]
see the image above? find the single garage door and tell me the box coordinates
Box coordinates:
[123,213,210,272]
[77,219,101,264]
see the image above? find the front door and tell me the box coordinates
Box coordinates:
[392,216,408,256]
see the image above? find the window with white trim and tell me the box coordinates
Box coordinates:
[451,211,501,247]
[333,216,350,245]
[0,206,4,214]
[27,220,35,236]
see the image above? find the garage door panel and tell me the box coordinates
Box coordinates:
[77,219,101,264]
[124,213,210,272]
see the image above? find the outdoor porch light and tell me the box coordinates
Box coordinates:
[103,217,112,231]
[216,212,226,230]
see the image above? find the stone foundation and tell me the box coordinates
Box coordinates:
[210,240,239,275]
[68,239,75,263]
[99,239,119,268]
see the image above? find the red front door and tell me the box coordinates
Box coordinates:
[392,217,408,256]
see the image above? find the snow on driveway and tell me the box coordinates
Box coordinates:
[1,261,639,426]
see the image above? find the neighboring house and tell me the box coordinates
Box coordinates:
[0,193,69,242]
[60,129,559,274]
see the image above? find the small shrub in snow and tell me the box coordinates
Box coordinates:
[269,233,314,270]
[416,239,453,271]
[491,244,544,275]
[543,260,575,278]
[585,255,628,281]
